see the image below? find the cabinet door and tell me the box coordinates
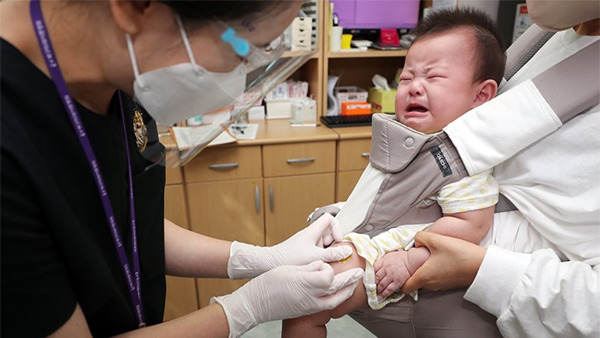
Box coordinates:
[165,167,183,185]
[264,173,335,246]
[187,179,264,243]
[164,185,198,320]
[187,179,264,307]
[337,138,371,171]
[336,170,364,202]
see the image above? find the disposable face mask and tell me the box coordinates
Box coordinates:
[126,15,246,126]
[127,14,315,167]
[526,0,599,31]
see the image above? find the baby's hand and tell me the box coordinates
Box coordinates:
[374,250,411,299]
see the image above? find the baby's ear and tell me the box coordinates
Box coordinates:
[472,79,498,108]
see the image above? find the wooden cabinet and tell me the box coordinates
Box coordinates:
[179,138,337,307]
[333,126,372,201]
[263,141,336,245]
[163,168,199,322]
[262,141,335,177]
[183,146,264,249]
[183,146,263,307]
[187,179,264,244]
[183,146,262,183]
[188,178,263,307]
[264,173,335,245]
[162,115,341,309]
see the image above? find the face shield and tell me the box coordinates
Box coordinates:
[158,52,314,167]
[137,13,315,168]
[526,0,599,31]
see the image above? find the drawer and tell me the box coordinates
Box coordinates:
[183,146,262,182]
[337,138,371,171]
[262,141,336,177]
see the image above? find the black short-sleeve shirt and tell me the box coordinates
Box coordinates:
[1,39,167,337]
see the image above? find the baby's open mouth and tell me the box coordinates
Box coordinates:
[407,104,428,112]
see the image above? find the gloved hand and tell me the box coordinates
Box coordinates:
[227,213,352,279]
[212,260,364,338]
[307,202,345,224]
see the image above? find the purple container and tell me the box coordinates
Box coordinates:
[331,0,420,29]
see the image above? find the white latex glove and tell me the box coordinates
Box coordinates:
[227,213,352,279]
[212,260,364,338]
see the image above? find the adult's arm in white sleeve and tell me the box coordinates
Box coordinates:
[443,80,561,175]
[465,247,600,337]
[444,40,599,176]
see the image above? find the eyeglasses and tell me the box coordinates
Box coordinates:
[220,24,288,73]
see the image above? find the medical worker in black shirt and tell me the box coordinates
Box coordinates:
[0,1,364,337]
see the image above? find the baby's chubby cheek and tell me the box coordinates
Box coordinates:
[395,96,404,120]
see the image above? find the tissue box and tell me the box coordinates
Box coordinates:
[368,88,397,114]
[265,99,292,119]
[248,105,265,120]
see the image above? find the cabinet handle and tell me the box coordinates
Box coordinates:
[361,152,371,158]
[269,184,274,212]
[254,184,260,213]
[286,157,315,164]
[208,163,239,170]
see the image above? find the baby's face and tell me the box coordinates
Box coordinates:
[395,29,483,134]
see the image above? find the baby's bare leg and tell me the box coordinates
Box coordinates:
[281,242,367,338]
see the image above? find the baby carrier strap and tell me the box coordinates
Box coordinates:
[504,25,555,82]
[353,114,468,236]
[506,24,599,123]
[532,40,599,123]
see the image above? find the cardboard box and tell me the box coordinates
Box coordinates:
[341,101,371,115]
[291,17,312,51]
[335,86,368,103]
[368,88,397,114]
[265,99,292,119]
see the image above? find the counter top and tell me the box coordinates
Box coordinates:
[160,118,373,152]
[239,119,338,145]
[332,125,373,140]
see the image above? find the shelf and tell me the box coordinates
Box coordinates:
[326,49,408,58]
[282,50,319,59]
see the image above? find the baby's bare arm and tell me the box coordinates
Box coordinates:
[374,206,495,298]
[374,247,430,297]
[428,206,495,244]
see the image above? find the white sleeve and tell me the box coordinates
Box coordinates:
[443,80,562,176]
[465,246,600,337]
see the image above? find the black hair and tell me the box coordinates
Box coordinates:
[412,7,506,86]
[159,1,293,24]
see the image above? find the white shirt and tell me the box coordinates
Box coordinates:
[446,28,600,337]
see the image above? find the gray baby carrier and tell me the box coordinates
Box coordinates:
[311,25,599,231]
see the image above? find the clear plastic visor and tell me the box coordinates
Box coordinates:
[144,51,314,168]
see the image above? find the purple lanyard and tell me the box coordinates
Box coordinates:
[30,0,145,327]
